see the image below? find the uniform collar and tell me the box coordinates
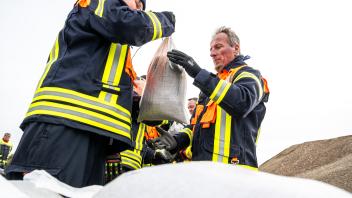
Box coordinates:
[218,55,250,77]
[222,55,250,72]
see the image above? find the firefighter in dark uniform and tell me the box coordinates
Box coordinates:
[155,26,269,170]
[6,0,175,187]
[0,133,13,169]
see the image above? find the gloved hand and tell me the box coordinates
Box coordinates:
[167,49,202,78]
[152,127,177,151]
[161,11,176,26]
[152,149,174,165]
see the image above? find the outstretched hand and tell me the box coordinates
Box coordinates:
[152,127,177,151]
[167,49,202,78]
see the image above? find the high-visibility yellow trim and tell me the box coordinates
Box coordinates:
[146,12,157,40]
[102,84,120,91]
[120,150,142,164]
[212,107,222,162]
[94,0,106,17]
[149,12,162,39]
[99,44,127,104]
[27,101,131,138]
[210,80,225,100]
[234,71,263,100]
[215,83,231,104]
[222,112,232,163]
[101,44,117,85]
[135,123,146,153]
[35,87,131,117]
[120,157,141,170]
[112,45,127,86]
[237,164,259,171]
[180,128,192,142]
[33,94,130,123]
[256,127,261,145]
[37,37,59,89]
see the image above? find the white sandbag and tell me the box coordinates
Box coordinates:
[138,37,189,124]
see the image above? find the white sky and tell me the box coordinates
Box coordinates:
[0,0,351,165]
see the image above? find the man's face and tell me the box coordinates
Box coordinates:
[3,134,10,141]
[187,100,196,115]
[210,33,239,72]
[123,0,143,10]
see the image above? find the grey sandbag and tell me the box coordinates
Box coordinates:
[138,37,189,124]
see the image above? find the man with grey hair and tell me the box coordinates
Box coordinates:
[156,26,269,170]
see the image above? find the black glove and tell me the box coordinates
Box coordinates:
[167,49,202,78]
[152,149,174,165]
[161,11,175,26]
[152,127,177,151]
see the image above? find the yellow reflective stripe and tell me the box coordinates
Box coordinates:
[215,83,231,104]
[146,12,162,40]
[237,164,259,171]
[37,37,59,89]
[234,71,263,100]
[120,157,141,170]
[149,12,162,39]
[212,107,222,162]
[212,106,231,163]
[120,150,142,163]
[99,44,128,104]
[112,45,127,86]
[101,43,117,84]
[34,87,131,122]
[160,120,169,125]
[27,101,131,138]
[135,123,146,153]
[102,84,120,91]
[256,128,261,145]
[210,80,225,100]
[94,0,106,17]
[180,128,192,142]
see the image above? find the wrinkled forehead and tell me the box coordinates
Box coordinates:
[210,33,230,46]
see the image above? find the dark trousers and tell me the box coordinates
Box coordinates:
[5,122,109,187]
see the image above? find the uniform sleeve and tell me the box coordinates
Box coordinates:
[88,0,175,46]
[193,69,264,118]
[173,126,192,152]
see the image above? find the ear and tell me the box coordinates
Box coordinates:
[232,44,240,55]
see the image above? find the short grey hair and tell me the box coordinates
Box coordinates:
[212,26,240,47]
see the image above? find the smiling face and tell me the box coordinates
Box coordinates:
[210,32,240,72]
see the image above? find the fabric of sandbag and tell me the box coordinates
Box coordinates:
[138,37,189,124]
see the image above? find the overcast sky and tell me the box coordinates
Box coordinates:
[1,0,351,165]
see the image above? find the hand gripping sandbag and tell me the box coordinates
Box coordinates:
[138,37,189,124]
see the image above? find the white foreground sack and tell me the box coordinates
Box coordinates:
[138,38,189,124]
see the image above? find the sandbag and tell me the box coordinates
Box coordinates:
[138,37,189,124]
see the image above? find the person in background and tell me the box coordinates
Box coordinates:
[0,133,13,169]
[6,0,175,187]
[156,26,269,170]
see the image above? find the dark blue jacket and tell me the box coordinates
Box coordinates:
[174,55,268,169]
[21,0,175,152]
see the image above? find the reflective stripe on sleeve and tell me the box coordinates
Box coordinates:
[146,11,162,40]
[233,71,263,100]
[180,128,192,142]
[209,79,231,104]
[94,0,106,17]
[135,123,146,153]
